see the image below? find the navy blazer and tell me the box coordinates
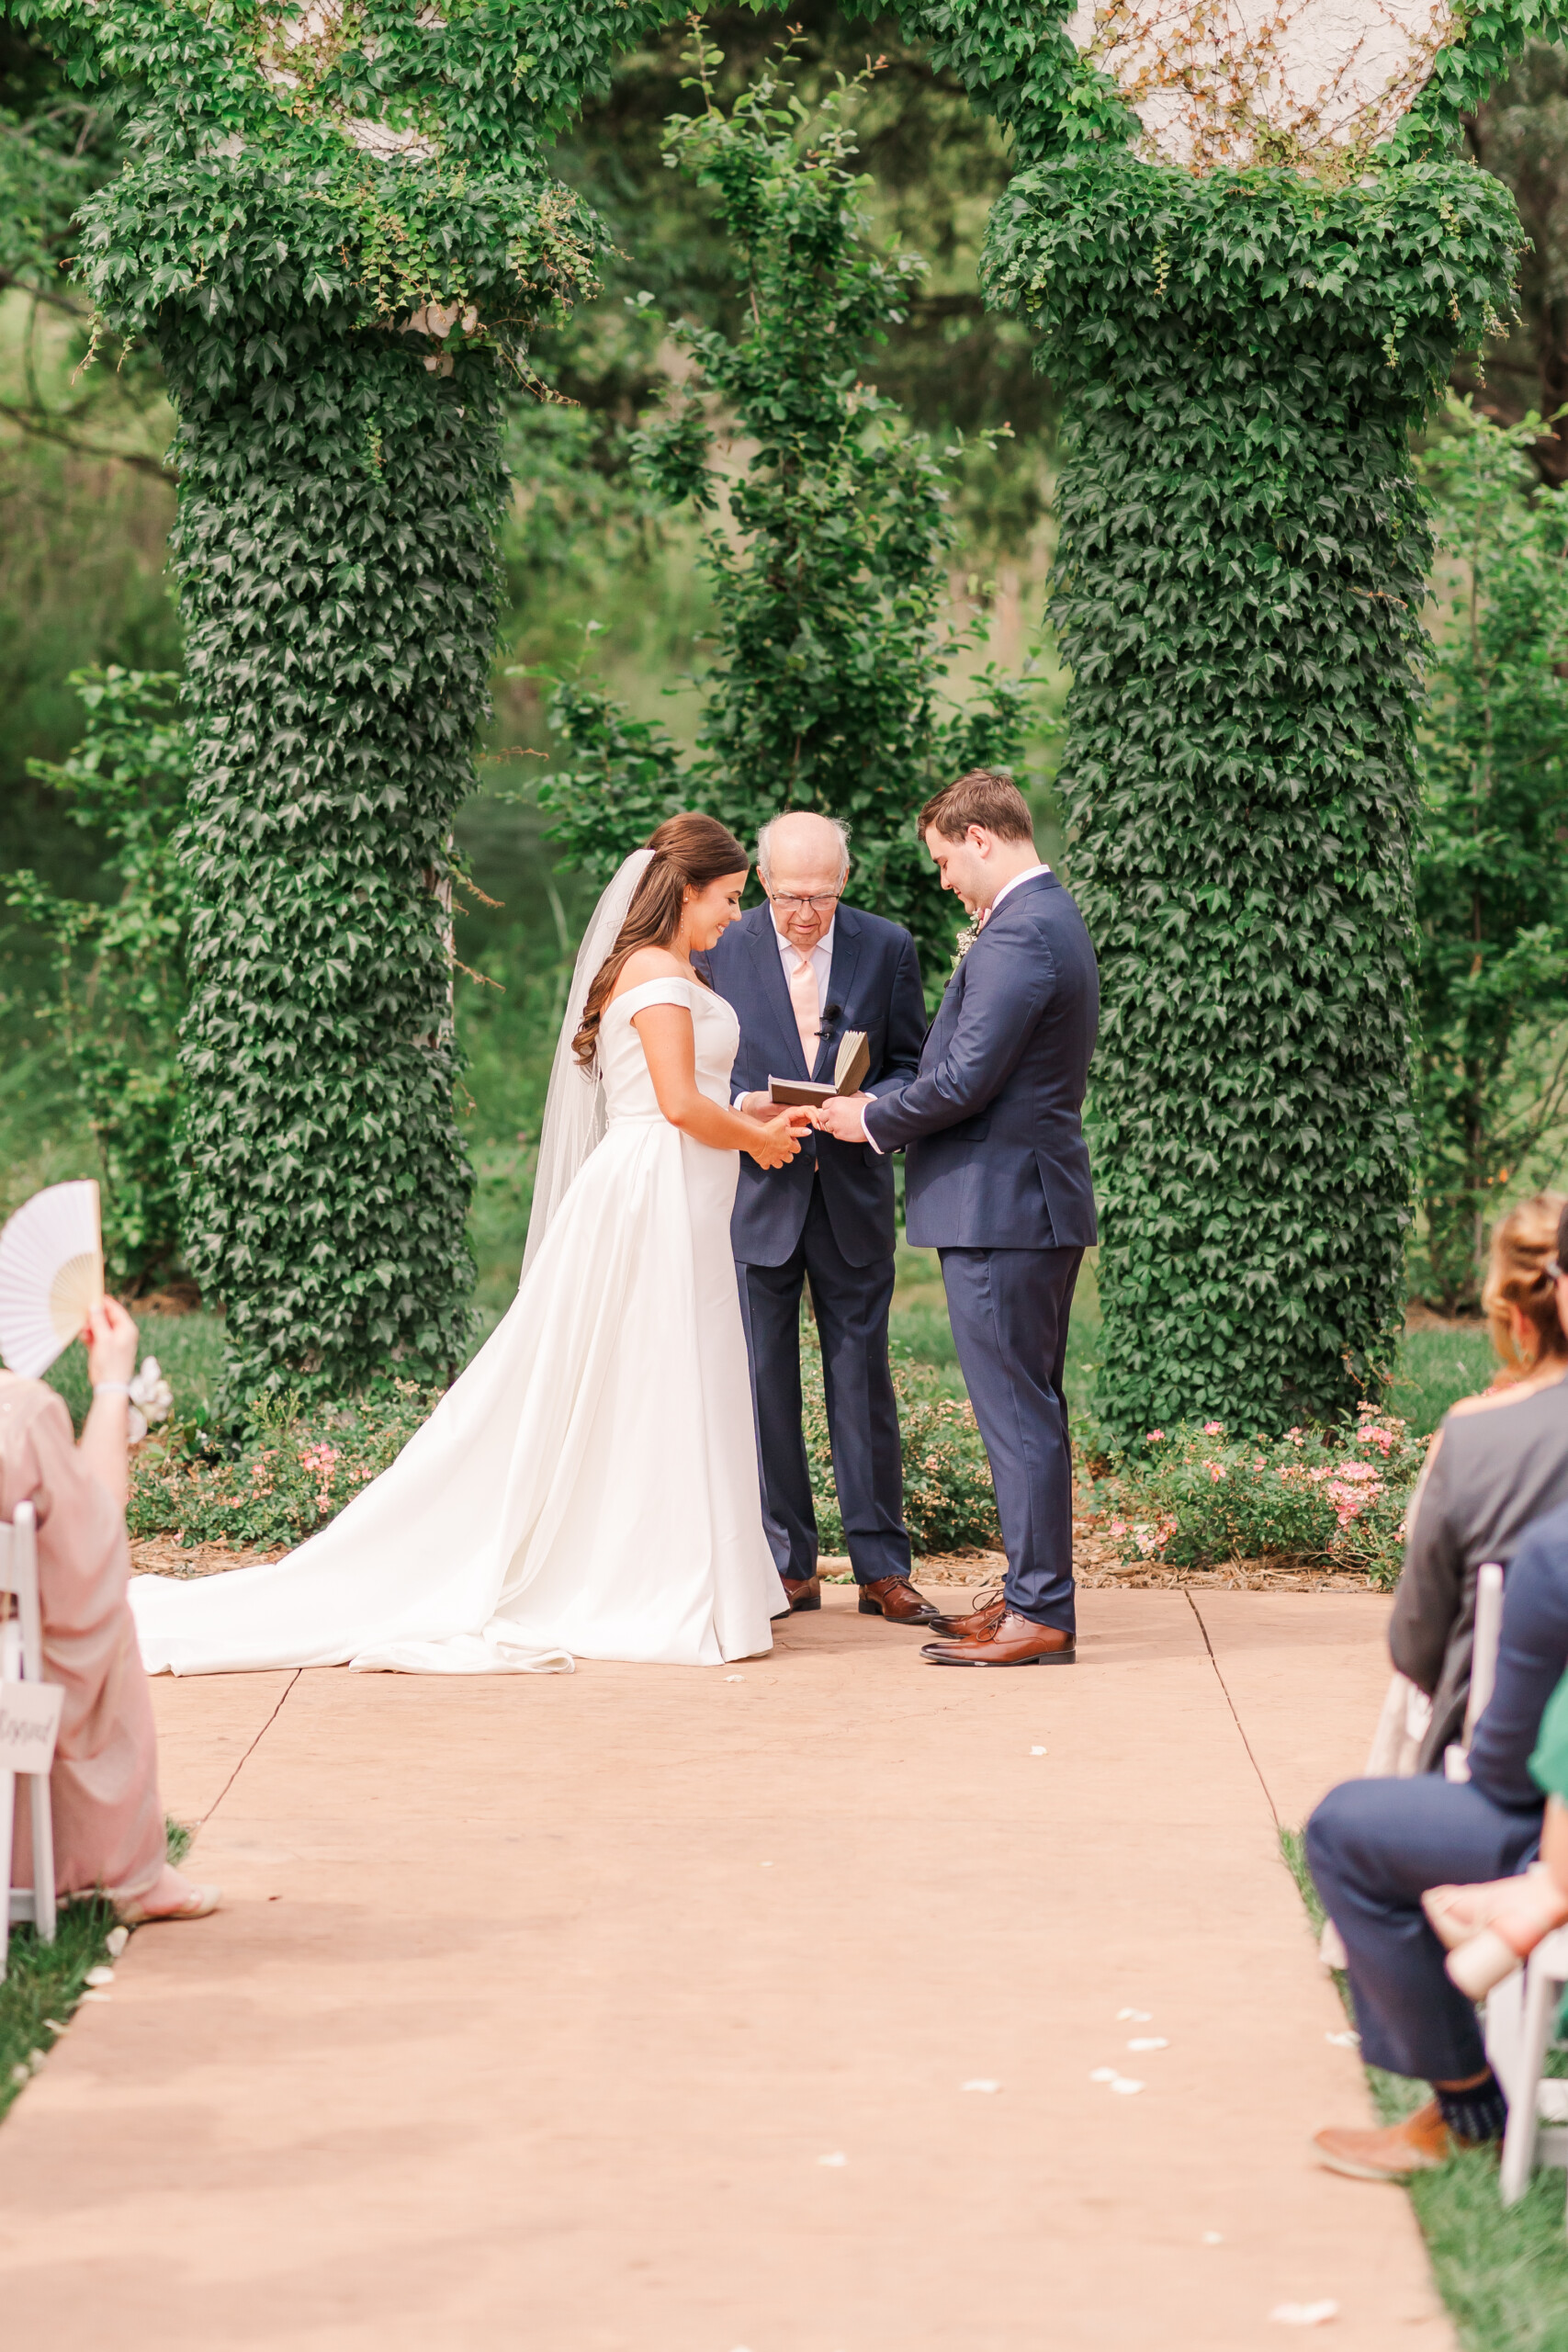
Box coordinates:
[864,871,1099,1251]
[695,901,925,1269]
[1468,1497,1568,1814]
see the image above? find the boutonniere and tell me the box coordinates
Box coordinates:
[950,917,981,972]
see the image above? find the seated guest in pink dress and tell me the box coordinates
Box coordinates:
[2,1297,218,1925]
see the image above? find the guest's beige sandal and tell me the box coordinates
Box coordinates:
[115,1884,222,1928]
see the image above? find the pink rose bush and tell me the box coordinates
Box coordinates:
[1101,1403,1425,1583]
[129,1380,441,1553]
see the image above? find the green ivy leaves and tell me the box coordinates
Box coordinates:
[987,157,1521,1436]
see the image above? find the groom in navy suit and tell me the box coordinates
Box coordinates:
[818,771,1099,1667]
[695,811,939,1624]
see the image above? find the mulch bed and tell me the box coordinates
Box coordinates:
[136,1510,1384,1596]
[130,1537,286,1581]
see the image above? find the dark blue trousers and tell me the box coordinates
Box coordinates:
[938,1244,1081,1634]
[1305,1774,1542,2082]
[736,1178,912,1587]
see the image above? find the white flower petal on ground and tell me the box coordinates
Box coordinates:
[1117,2007,1152,2021]
[85,1966,115,1987]
[106,1927,129,1958]
[1030,1746,1047,1755]
[962,2079,1000,2093]
[1270,2302,1339,2326]
[1110,2075,1145,2094]
[1202,2232,1224,2245]
[725,1675,744,1682]
[1325,2030,1359,2047]
[818,2151,848,2166]
[1089,2066,1118,2082]
[1127,2037,1168,2051]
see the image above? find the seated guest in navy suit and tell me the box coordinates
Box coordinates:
[1309,1224,1568,2183]
[695,811,936,1624]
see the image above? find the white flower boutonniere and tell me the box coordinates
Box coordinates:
[951,918,981,973]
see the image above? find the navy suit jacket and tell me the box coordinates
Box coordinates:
[695,901,925,1269]
[864,871,1099,1251]
[1469,1498,1568,1814]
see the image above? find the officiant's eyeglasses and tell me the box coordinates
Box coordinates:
[768,890,840,914]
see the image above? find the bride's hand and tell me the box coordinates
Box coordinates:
[745,1111,802,1170]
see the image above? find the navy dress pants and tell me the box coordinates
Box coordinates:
[938,1244,1081,1634]
[736,1178,912,1587]
[1305,1774,1542,2082]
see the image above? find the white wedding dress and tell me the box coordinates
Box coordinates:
[130,975,782,1675]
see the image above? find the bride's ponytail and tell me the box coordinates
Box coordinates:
[572,813,748,1069]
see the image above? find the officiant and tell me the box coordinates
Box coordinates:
[694,811,937,1624]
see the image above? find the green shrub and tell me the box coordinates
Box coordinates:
[129,1381,441,1554]
[801,1343,1001,1555]
[1101,1405,1427,1584]
[7,668,190,1291]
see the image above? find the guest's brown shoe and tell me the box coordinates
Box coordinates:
[926,1589,1007,1641]
[778,1574,821,1612]
[921,1611,1076,1667]
[858,1576,941,1625]
[1313,2099,1460,2181]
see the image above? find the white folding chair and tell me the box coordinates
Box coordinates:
[1445,1560,1505,1785]
[1497,1927,1568,2221]
[1,1502,62,1983]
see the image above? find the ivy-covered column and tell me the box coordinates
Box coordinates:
[987,161,1518,1434]
[164,311,507,1394]
[26,0,614,1395]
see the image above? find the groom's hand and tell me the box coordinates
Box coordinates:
[816,1091,871,1144]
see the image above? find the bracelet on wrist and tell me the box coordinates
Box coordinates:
[93,1381,132,1396]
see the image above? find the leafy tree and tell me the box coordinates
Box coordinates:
[6,666,188,1288]
[1464,40,1568,482]
[539,31,1034,976]
[1414,398,1568,1306]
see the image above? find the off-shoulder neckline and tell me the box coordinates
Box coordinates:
[604,973,708,1017]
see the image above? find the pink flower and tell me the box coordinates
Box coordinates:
[1203,1420,1224,1436]
[1146,1430,1165,1443]
[1203,1460,1226,1483]
[1109,1518,1128,1537]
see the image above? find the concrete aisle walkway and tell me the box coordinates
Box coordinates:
[0,1589,1451,2350]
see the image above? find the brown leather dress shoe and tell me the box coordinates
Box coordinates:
[858,1576,941,1625]
[921,1611,1076,1667]
[1312,2098,1461,2181]
[926,1589,1008,1641]
[778,1574,821,1612]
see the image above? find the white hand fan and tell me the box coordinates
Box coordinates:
[0,1180,105,1379]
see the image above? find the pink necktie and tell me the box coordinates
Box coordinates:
[789,951,819,1066]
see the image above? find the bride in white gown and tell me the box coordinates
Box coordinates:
[130,814,809,1676]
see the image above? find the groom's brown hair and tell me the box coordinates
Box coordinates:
[919,770,1033,843]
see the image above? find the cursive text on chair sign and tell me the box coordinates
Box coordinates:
[0,1679,63,1770]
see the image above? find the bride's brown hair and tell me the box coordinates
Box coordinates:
[572,813,749,1069]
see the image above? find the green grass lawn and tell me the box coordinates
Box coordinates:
[59,1238,1487,1446]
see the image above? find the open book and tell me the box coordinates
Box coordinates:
[768,1029,871,1108]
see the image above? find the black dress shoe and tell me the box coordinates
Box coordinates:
[858,1576,941,1625]
[779,1574,821,1612]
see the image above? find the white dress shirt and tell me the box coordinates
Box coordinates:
[864,864,1050,1152]
[988,861,1051,913]
[736,916,837,1105]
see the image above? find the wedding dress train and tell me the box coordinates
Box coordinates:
[130,977,782,1673]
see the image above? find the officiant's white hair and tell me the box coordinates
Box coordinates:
[757,811,851,884]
